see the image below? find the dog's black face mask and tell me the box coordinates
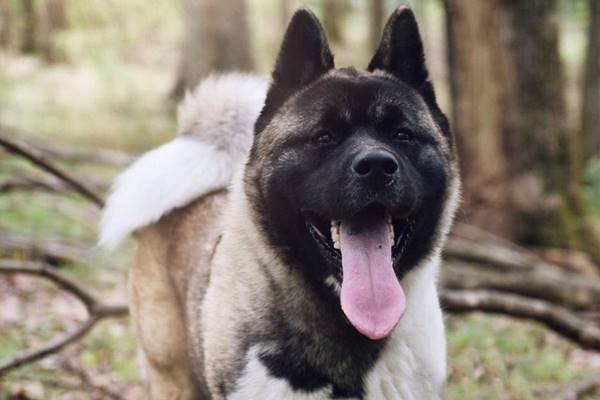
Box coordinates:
[247,8,456,339]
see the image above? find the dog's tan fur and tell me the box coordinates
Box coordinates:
[131,192,227,399]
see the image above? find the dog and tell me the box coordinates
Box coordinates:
[100,6,460,400]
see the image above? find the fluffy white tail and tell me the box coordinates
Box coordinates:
[99,73,268,249]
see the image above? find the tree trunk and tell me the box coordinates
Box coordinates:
[581,0,600,161]
[445,0,597,258]
[322,0,345,44]
[20,0,37,54]
[502,0,575,247]
[46,0,68,30]
[41,0,69,62]
[172,0,254,97]
[0,0,12,49]
[368,0,384,53]
[444,0,516,237]
[280,0,292,35]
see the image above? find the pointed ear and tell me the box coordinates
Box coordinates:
[256,9,334,132]
[369,7,450,137]
[368,7,429,89]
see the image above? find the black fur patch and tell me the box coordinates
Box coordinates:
[255,9,334,133]
[237,6,456,397]
[256,274,385,398]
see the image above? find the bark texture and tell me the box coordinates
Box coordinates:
[444,0,515,237]
[0,0,11,49]
[20,0,37,53]
[582,0,600,161]
[172,0,254,97]
[41,0,69,62]
[445,0,595,256]
[322,0,348,44]
[368,0,384,52]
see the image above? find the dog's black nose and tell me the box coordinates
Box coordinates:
[352,149,398,178]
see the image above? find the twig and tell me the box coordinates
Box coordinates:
[24,137,134,167]
[0,132,104,207]
[0,259,128,376]
[0,316,100,376]
[60,358,127,400]
[441,289,600,350]
[0,177,64,194]
[0,259,97,310]
[0,125,134,167]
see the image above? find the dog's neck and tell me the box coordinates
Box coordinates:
[219,172,450,397]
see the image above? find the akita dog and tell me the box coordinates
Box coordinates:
[101,7,460,399]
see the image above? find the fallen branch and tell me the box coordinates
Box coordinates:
[441,289,600,351]
[442,260,600,310]
[0,228,95,266]
[0,173,108,197]
[0,259,128,377]
[444,236,547,272]
[0,133,104,207]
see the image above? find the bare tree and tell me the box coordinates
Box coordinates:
[280,0,292,35]
[0,0,12,49]
[45,0,68,31]
[444,0,600,260]
[581,0,600,161]
[172,0,254,97]
[322,0,349,44]
[502,0,576,247]
[444,0,515,237]
[41,0,69,62]
[368,0,384,52]
[20,0,37,54]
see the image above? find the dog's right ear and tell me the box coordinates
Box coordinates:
[256,9,334,132]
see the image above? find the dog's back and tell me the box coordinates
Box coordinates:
[100,74,268,399]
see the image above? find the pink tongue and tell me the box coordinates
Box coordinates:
[339,215,406,340]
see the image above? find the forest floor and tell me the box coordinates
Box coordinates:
[1,1,600,398]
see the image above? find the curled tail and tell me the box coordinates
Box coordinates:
[99,73,268,249]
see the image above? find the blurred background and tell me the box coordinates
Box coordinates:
[0,0,599,399]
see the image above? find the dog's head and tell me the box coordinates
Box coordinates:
[245,8,458,340]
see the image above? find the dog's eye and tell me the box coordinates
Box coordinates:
[315,130,336,146]
[392,129,414,143]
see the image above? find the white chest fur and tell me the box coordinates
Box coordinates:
[363,261,447,400]
[228,347,338,400]
[227,262,446,400]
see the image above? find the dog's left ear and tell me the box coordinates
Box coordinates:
[256,9,334,132]
[368,7,431,97]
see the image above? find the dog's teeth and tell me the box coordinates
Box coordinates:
[389,221,394,244]
[330,220,340,249]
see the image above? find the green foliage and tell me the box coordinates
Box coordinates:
[0,335,25,360]
[446,314,591,399]
[583,157,600,214]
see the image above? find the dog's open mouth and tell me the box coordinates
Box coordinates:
[304,204,413,340]
[305,204,414,263]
